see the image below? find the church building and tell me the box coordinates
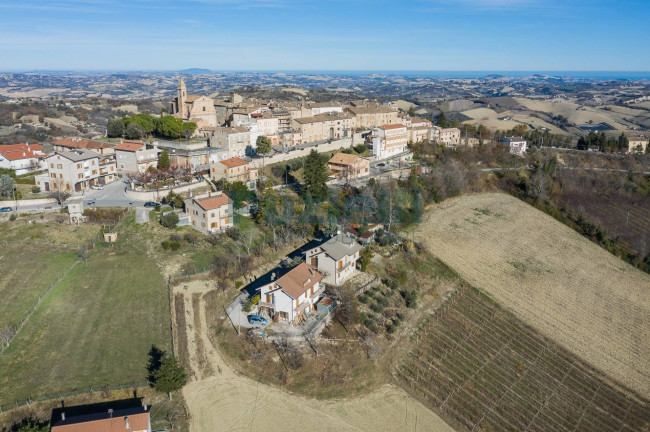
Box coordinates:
[170,76,218,128]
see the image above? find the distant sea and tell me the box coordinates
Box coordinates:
[271,70,650,80]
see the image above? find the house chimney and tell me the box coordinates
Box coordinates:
[271,272,276,280]
[108,408,114,417]
[124,416,130,430]
[144,404,148,411]
[61,412,65,421]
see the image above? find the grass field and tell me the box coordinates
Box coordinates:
[395,286,650,432]
[417,193,650,397]
[0,214,171,404]
[0,245,77,329]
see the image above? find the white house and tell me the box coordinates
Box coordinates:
[258,263,324,324]
[305,234,363,286]
[0,143,47,175]
[370,124,409,160]
[503,136,528,155]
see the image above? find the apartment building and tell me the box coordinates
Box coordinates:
[210,157,258,189]
[204,126,251,158]
[257,263,325,325]
[327,153,370,180]
[503,136,528,155]
[438,128,461,146]
[291,113,354,143]
[345,104,399,130]
[36,149,102,193]
[51,137,116,155]
[114,140,159,173]
[0,143,46,175]
[371,124,409,160]
[628,136,648,153]
[251,112,280,136]
[184,191,234,234]
[404,117,433,143]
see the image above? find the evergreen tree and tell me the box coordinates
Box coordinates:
[125,122,144,139]
[436,111,448,128]
[302,149,329,201]
[617,133,628,152]
[152,354,188,399]
[256,136,272,166]
[106,117,125,137]
[158,148,171,170]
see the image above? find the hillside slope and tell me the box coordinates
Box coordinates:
[418,193,650,397]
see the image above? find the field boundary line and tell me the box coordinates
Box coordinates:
[0,259,79,355]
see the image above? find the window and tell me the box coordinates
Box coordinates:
[57,164,62,169]
[77,163,81,169]
[50,163,54,168]
[203,107,206,112]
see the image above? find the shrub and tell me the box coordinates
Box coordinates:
[386,323,396,334]
[161,240,170,250]
[359,294,369,304]
[376,296,390,307]
[9,213,16,221]
[170,233,182,242]
[160,212,179,229]
[168,241,182,251]
[401,290,417,309]
[370,302,384,313]
[385,278,399,291]
[396,312,405,321]
[31,186,40,193]
[235,280,243,289]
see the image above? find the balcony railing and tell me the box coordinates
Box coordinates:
[294,301,309,313]
[310,286,325,299]
[258,301,275,309]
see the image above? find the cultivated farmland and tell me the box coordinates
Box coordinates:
[395,286,650,432]
[417,193,650,397]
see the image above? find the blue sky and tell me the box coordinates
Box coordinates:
[0,0,649,71]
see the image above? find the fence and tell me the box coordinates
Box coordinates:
[0,260,79,355]
[355,277,380,296]
[0,381,150,414]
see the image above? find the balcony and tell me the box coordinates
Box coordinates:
[310,286,325,299]
[294,301,309,313]
[258,301,275,309]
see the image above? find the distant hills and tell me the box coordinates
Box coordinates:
[180,68,213,74]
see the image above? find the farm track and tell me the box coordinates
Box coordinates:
[395,286,650,432]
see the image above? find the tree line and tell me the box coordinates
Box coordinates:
[107,113,197,140]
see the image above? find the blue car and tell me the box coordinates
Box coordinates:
[248,314,268,326]
[0,207,12,213]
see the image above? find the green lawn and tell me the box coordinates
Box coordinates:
[0,238,171,404]
[0,245,77,329]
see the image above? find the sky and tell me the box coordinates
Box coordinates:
[0,0,649,72]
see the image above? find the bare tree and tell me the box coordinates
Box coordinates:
[48,179,72,205]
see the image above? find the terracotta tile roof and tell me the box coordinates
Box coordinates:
[51,407,150,432]
[276,263,323,299]
[0,143,44,152]
[52,138,115,150]
[328,152,361,166]
[185,94,202,103]
[218,157,248,168]
[0,143,45,160]
[379,123,406,130]
[293,113,353,124]
[194,193,232,211]
[346,105,396,114]
[115,141,146,152]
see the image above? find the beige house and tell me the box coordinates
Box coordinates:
[438,128,461,146]
[204,126,251,158]
[291,113,354,143]
[305,234,362,286]
[403,117,433,143]
[210,157,258,189]
[628,137,648,153]
[51,137,116,155]
[114,140,159,173]
[36,149,103,193]
[251,112,280,136]
[345,105,399,130]
[328,153,370,180]
[184,191,234,234]
[170,76,218,127]
[371,124,409,160]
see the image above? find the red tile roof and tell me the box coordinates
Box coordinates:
[51,409,150,432]
[0,144,45,161]
[194,193,232,211]
[379,123,406,130]
[52,138,115,150]
[219,157,248,168]
[114,141,146,152]
[276,263,323,299]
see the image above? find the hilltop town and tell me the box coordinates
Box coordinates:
[1,73,649,432]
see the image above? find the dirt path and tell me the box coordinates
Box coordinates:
[174,280,454,432]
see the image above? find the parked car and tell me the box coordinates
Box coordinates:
[90,184,104,190]
[143,201,158,208]
[0,207,12,213]
[376,163,386,167]
[248,314,268,326]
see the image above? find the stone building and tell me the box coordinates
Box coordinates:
[170,76,218,127]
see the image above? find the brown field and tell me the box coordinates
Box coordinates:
[395,286,650,432]
[417,193,650,397]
